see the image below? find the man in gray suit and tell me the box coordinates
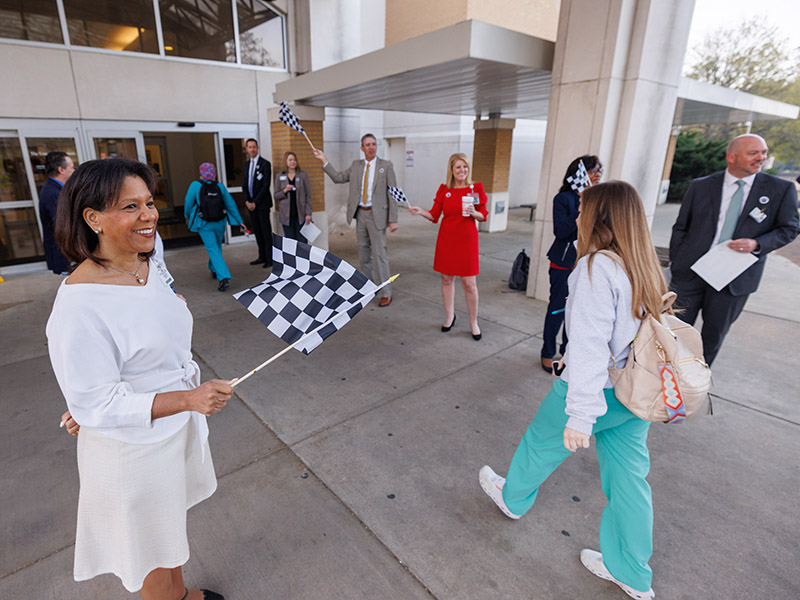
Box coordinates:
[669,134,799,365]
[313,134,398,306]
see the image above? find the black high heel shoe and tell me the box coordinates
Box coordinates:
[441,314,456,332]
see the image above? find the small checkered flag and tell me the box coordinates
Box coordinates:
[566,160,591,194]
[234,234,385,358]
[388,186,410,205]
[278,101,304,134]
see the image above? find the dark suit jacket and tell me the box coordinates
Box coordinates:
[38,178,70,273]
[323,158,398,228]
[669,171,799,296]
[546,189,580,268]
[242,157,272,209]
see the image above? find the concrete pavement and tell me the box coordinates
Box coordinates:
[1,205,799,599]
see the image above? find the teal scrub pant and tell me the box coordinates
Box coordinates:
[197,221,231,281]
[502,378,653,592]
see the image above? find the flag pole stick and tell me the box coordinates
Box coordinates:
[301,131,317,152]
[232,274,399,387]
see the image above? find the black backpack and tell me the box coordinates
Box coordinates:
[508,248,530,291]
[198,181,226,222]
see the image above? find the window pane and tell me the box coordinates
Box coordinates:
[0,206,44,262]
[0,0,63,44]
[237,0,284,68]
[0,136,32,202]
[26,138,78,195]
[223,138,247,189]
[94,138,138,160]
[64,0,158,53]
[159,0,235,63]
[228,190,250,238]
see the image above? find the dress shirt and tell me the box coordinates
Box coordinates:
[360,157,377,207]
[711,170,756,248]
[46,259,208,455]
[248,155,259,197]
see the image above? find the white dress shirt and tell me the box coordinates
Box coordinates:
[248,155,259,197]
[46,260,208,453]
[360,157,377,207]
[711,170,756,248]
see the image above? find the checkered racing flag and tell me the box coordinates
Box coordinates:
[278,101,305,134]
[388,185,410,205]
[234,234,379,354]
[566,160,591,194]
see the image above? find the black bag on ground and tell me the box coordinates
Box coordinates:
[198,181,227,222]
[508,248,529,290]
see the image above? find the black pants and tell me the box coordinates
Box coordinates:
[282,221,307,244]
[250,203,273,264]
[541,266,570,359]
[670,273,749,366]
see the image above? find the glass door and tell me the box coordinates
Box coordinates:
[0,133,44,266]
[220,135,253,244]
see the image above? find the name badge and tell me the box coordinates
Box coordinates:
[153,259,174,287]
[256,172,263,181]
[279,175,287,181]
[749,207,767,223]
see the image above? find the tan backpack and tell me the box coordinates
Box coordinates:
[609,291,712,423]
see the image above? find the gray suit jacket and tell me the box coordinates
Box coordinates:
[273,170,312,226]
[669,171,799,296]
[323,158,398,228]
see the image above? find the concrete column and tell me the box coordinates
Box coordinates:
[268,104,328,249]
[527,0,695,299]
[472,117,515,233]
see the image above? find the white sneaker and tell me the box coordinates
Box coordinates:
[580,549,654,600]
[478,465,521,520]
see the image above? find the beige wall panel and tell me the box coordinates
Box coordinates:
[0,44,80,119]
[385,0,467,46]
[70,53,266,122]
[467,0,559,41]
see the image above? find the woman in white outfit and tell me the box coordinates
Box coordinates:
[479,181,668,600]
[48,158,231,600]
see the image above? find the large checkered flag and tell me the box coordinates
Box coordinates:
[388,185,410,206]
[278,101,317,151]
[566,160,592,194]
[232,235,395,386]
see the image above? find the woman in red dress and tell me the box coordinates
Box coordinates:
[409,153,488,340]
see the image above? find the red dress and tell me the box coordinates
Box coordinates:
[430,182,489,276]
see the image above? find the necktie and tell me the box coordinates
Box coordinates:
[719,180,745,243]
[248,160,255,197]
[361,162,370,205]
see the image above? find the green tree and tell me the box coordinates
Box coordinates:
[667,132,728,203]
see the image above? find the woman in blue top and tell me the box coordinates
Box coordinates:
[541,155,602,373]
[184,163,246,291]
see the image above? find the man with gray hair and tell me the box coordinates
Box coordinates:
[669,134,799,365]
[39,151,75,274]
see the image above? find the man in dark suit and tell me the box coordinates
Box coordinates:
[669,134,799,365]
[313,134,398,306]
[242,138,273,267]
[38,151,74,274]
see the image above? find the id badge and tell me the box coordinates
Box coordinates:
[256,172,263,181]
[748,207,766,223]
[154,259,174,287]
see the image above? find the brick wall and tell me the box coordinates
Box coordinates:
[270,120,325,212]
[471,128,513,193]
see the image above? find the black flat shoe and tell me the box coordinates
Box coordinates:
[202,590,225,600]
[441,314,456,332]
[250,258,265,265]
[218,278,230,292]
[472,332,482,341]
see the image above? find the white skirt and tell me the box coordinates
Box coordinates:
[74,418,217,592]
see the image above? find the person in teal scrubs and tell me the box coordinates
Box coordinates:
[480,181,670,600]
[184,163,246,291]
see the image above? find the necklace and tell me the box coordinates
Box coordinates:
[105,261,146,284]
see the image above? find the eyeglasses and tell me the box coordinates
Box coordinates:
[590,166,604,175]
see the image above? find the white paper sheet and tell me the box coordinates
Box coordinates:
[690,242,757,291]
[300,221,322,244]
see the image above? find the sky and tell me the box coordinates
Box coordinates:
[686,0,800,68]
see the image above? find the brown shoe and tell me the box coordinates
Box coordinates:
[378,296,392,307]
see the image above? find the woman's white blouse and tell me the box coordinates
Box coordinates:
[46,259,207,449]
